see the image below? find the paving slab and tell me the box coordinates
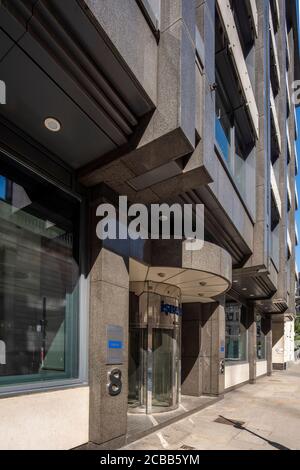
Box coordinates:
[123,362,300,450]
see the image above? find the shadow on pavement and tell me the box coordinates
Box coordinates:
[218,416,290,451]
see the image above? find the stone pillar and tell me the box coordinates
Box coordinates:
[201,298,225,397]
[262,315,272,376]
[181,298,226,398]
[247,304,257,384]
[88,190,129,449]
[181,304,202,396]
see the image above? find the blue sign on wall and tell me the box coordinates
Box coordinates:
[107,325,124,365]
[108,340,123,349]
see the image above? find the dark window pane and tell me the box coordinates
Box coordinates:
[256,315,266,360]
[225,303,247,362]
[0,171,80,387]
[0,176,6,200]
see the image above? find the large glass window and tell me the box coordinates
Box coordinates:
[215,85,255,214]
[225,303,247,362]
[215,107,231,164]
[256,315,266,360]
[215,10,256,216]
[0,165,80,388]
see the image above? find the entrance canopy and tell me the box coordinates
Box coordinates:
[130,240,232,303]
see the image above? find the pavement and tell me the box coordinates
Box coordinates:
[123,362,300,450]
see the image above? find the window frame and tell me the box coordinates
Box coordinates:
[256,315,267,361]
[215,81,256,218]
[136,0,160,40]
[225,303,248,364]
[0,150,88,397]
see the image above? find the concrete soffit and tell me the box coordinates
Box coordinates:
[129,241,232,304]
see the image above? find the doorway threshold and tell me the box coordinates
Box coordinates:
[125,395,222,446]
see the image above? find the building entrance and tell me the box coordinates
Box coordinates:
[128,282,181,413]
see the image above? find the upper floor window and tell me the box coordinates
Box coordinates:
[215,10,256,216]
[137,0,160,30]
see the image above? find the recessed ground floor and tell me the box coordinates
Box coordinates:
[123,362,300,451]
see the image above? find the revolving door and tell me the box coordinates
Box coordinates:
[128,282,181,414]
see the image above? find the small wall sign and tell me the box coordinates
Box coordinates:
[107,325,124,365]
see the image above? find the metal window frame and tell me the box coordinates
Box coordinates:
[216,0,259,139]
[136,0,160,42]
[269,7,281,89]
[270,84,282,152]
[0,149,89,397]
[195,27,205,70]
[225,303,249,363]
[248,0,258,38]
[270,162,282,217]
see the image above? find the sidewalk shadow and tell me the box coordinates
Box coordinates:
[218,416,290,451]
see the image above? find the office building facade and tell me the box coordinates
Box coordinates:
[0,0,298,449]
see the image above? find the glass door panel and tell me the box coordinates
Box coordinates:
[152,329,173,408]
[128,328,146,408]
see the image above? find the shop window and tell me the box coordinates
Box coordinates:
[225,303,248,362]
[0,167,80,389]
[256,315,266,360]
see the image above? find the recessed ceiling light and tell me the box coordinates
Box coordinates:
[242,288,247,291]
[44,117,61,132]
[250,294,254,297]
[233,280,238,283]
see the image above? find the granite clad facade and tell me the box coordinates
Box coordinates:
[0,0,299,450]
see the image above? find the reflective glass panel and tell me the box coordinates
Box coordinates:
[256,315,266,360]
[225,303,247,362]
[0,169,80,387]
[152,329,173,408]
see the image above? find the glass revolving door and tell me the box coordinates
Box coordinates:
[128,327,146,408]
[152,329,174,408]
[128,281,181,414]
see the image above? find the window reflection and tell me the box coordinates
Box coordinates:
[0,171,80,387]
[225,303,247,362]
[256,315,266,360]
